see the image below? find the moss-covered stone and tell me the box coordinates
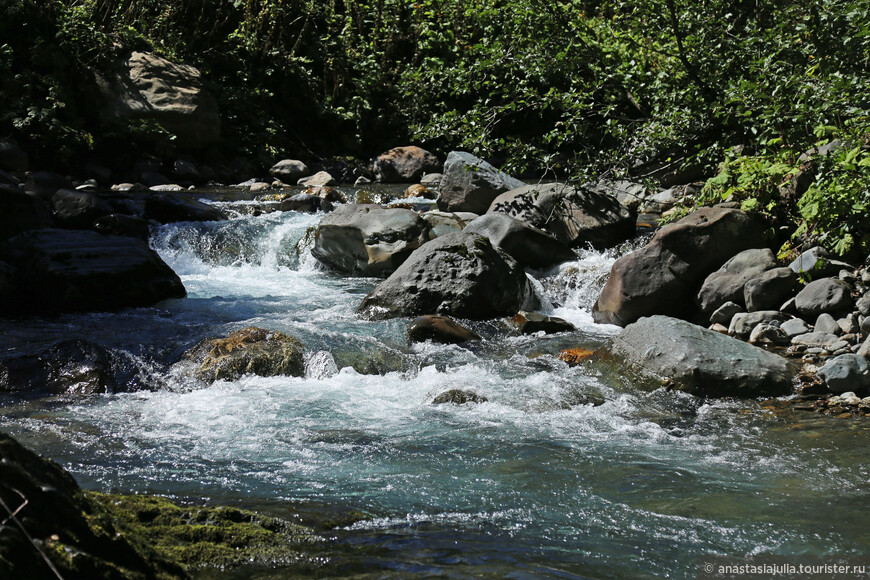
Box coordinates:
[187,327,305,382]
[88,493,322,573]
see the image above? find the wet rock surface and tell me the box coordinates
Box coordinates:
[187,327,306,383]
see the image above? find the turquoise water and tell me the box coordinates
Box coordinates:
[1,197,868,578]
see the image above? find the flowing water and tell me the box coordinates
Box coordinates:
[1,190,869,578]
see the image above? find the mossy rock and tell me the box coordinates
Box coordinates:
[88,493,322,573]
[188,327,305,383]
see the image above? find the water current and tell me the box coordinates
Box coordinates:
[1,188,868,578]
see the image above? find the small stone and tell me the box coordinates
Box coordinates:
[856,293,870,316]
[709,323,729,334]
[354,176,372,186]
[780,296,797,314]
[558,348,595,366]
[250,182,271,192]
[817,353,870,394]
[781,318,811,338]
[710,301,743,325]
[749,323,789,345]
[300,171,336,187]
[838,314,860,335]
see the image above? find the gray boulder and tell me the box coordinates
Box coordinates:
[593,207,766,326]
[279,193,333,214]
[0,186,52,242]
[144,193,226,222]
[374,146,440,182]
[744,267,798,312]
[0,229,185,314]
[436,151,524,214]
[598,315,792,397]
[312,204,430,276]
[488,182,635,249]
[51,189,113,229]
[102,51,219,148]
[269,159,310,183]
[696,248,776,315]
[0,339,115,395]
[358,231,538,320]
[420,173,443,187]
[794,278,853,317]
[818,354,870,394]
[464,213,575,270]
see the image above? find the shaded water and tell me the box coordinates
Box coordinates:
[1,191,868,578]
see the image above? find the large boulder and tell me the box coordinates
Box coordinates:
[794,278,854,317]
[436,151,524,214]
[358,231,538,320]
[487,182,635,248]
[0,229,185,314]
[102,51,220,148]
[312,204,431,276]
[374,146,440,182]
[51,189,114,229]
[598,315,793,397]
[144,193,226,223]
[463,213,576,269]
[269,159,310,183]
[592,207,766,327]
[0,186,52,242]
[187,327,305,383]
[696,248,777,316]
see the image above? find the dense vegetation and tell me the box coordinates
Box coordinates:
[2,0,869,254]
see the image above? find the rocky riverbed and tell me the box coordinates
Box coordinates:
[2,146,870,578]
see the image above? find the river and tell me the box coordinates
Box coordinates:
[1,188,868,578]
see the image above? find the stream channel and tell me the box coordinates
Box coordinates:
[1,186,868,578]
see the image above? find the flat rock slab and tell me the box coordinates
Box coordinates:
[597,315,793,397]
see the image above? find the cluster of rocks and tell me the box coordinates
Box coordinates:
[585,203,870,406]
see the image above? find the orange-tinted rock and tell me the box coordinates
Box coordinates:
[559,348,595,366]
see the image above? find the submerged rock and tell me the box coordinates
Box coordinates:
[436,151,524,214]
[508,311,576,334]
[488,182,635,249]
[408,315,481,344]
[312,204,430,276]
[358,232,538,320]
[558,348,596,366]
[592,207,766,327]
[597,315,793,397]
[432,389,487,405]
[0,339,115,395]
[188,327,305,383]
[0,229,185,314]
